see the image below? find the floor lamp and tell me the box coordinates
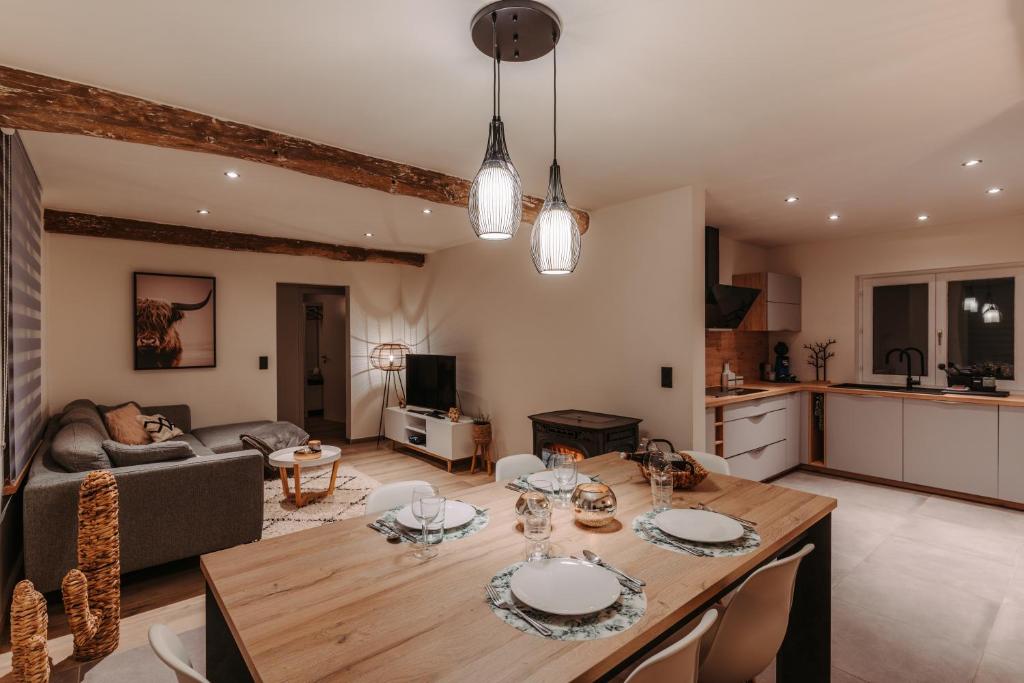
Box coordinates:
[371,343,410,446]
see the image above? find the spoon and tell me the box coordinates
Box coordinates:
[582,550,646,587]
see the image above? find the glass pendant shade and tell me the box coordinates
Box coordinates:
[982,303,1002,324]
[530,162,581,274]
[963,296,979,313]
[469,118,522,240]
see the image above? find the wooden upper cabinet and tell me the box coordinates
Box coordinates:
[733,272,802,331]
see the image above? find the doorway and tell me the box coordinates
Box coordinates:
[276,284,349,441]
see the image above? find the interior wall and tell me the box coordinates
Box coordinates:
[401,186,707,456]
[767,213,1024,382]
[45,233,411,437]
[718,233,769,283]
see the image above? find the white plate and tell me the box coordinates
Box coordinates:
[510,558,621,616]
[526,470,592,489]
[654,509,745,544]
[395,500,476,531]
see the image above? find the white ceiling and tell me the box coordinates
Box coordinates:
[3,0,1024,248]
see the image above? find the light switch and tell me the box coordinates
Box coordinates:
[259,356,269,370]
[661,366,672,388]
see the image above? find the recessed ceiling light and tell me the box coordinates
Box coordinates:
[962,159,983,167]
[917,214,929,221]
[197,209,210,215]
[224,170,240,179]
[364,232,373,237]
[422,208,432,214]
[987,187,1003,194]
[784,195,799,203]
[828,213,840,221]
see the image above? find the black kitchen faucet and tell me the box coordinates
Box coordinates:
[886,347,925,390]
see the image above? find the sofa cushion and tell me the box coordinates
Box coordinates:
[175,433,216,457]
[58,399,110,439]
[51,422,112,472]
[136,414,184,443]
[100,402,151,445]
[193,421,272,454]
[102,439,195,467]
[139,404,192,434]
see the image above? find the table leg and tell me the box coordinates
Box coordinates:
[326,460,340,495]
[206,584,253,682]
[777,513,831,682]
[293,464,303,507]
[278,467,290,498]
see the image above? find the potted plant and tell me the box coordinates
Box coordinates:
[472,414,492,444]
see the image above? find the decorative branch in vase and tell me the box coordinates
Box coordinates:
[803,339,837,382]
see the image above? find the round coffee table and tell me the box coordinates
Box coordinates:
[268,445,342,508]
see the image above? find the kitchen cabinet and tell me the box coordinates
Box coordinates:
[786,392,803,468]
[998,407,1024,503]
[903,400,998,497]
[733,272,801,332]
[825,394,902,480]
[721,395,792,480]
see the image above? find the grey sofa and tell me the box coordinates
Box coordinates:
[24,400,270,593]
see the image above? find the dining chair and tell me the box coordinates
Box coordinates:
[624,608,718,683]
[365,480,432,515]
[494,453,544,481]
[683,450,731,475]
[148,624,209,683]
[698,543,815,683]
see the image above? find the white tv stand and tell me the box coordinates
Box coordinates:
[383,406,476,472]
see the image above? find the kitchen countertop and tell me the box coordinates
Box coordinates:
[705,381,1024,408]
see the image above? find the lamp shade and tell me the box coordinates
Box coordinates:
[982,303,1002,324]
[530,161,581,274]
[469,119,522,240]
[963,296,979,313]
[369,343,410,371]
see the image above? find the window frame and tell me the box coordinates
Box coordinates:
[859,273,937,386]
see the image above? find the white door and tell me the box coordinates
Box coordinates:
[860,273,936,386]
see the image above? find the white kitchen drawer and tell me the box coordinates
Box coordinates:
[767,273,801,304]
[723,395,788,422]
[767,302,801,331]
[724,407,787,457]
[727,440,788,481]
[904,400,998,497]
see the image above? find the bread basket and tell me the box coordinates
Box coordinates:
[630,439,710,490]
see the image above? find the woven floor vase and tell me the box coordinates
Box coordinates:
[61,470,120,661]
[11,580,50,682]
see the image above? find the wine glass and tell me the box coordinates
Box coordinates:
[645,450,673,512]
[552,453,578,508]
[410,486,443,560]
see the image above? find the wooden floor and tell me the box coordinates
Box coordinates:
[0,440,491,673]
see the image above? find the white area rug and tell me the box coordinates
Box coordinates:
[262,464,381,539]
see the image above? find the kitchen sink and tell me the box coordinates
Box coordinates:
[830,382,1009,397]
[704,387,768,398]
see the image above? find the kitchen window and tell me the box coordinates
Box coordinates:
[859,267,1024,390]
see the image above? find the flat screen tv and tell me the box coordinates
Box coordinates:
[406,354,456,411]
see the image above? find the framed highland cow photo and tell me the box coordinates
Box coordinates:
[133,272,216,370]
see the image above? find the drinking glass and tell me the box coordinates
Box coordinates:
[522,508,552,562]
[410,486,443,560]
[426,498,446,545]
[529,480,556,511]
[646,451,673,512]
[551,454,578,509]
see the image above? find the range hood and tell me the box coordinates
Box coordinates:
[705,226,761,330]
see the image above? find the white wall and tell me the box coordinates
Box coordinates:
[44,233,412,436]
[719,233,769,284]
[402,186,707,456]
[768,213,1024,382]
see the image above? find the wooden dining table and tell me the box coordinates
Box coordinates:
[202,453,836,682]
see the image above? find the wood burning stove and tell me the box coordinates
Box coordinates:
[528,410,642,465]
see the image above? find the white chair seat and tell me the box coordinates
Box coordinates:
[365,480,432,515]
[682,450,731,475]
[494,453,544,481]
[149,624,209,683]
[624,609,718,683]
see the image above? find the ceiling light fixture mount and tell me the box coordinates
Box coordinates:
[196,209,209,215]
[987,187,1003,195]
[917,214,929,221]
[470,1,561,62]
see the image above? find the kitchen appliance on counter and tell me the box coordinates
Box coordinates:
[937,363,1009,396]
[763,341,799,383]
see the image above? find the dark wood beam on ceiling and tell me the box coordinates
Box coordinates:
[44,210,426,267]
[0,65,590,233]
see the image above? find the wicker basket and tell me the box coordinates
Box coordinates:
[636,452,709,490]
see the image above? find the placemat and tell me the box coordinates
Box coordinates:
[632,510,761,557]
[376,503,489,543]
[485,561,646,640]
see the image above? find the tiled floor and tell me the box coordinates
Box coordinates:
[768,471,1024,683]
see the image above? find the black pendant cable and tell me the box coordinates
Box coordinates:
[530,35,581,274]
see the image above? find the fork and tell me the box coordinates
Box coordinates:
[695,502,757,528]
[485,585,553,636]
[375,520,419,544]
[648,530,711,557]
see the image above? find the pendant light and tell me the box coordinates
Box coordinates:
[963,285,979,313]
[530,39,581,274]
[468,13,522,241]
[982,286,1002,324]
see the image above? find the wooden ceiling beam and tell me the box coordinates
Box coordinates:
[44,210,426,267]
[0,65,589,233]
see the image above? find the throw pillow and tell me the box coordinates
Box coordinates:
[59,399,110,438]
[51,422,113,472]
[136,414,184,443]
[102,440,195,467]
[100,402,151,445]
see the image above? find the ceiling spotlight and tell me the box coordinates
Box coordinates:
[961,159,983,167]
[828,213,840,221]
[987,187,1003,195]
[422,208,432,215]
[917,214,929,221]
[364,232,373,237]
[784,195,799,203]
[224,170,240,179]
[197,209,210,215]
